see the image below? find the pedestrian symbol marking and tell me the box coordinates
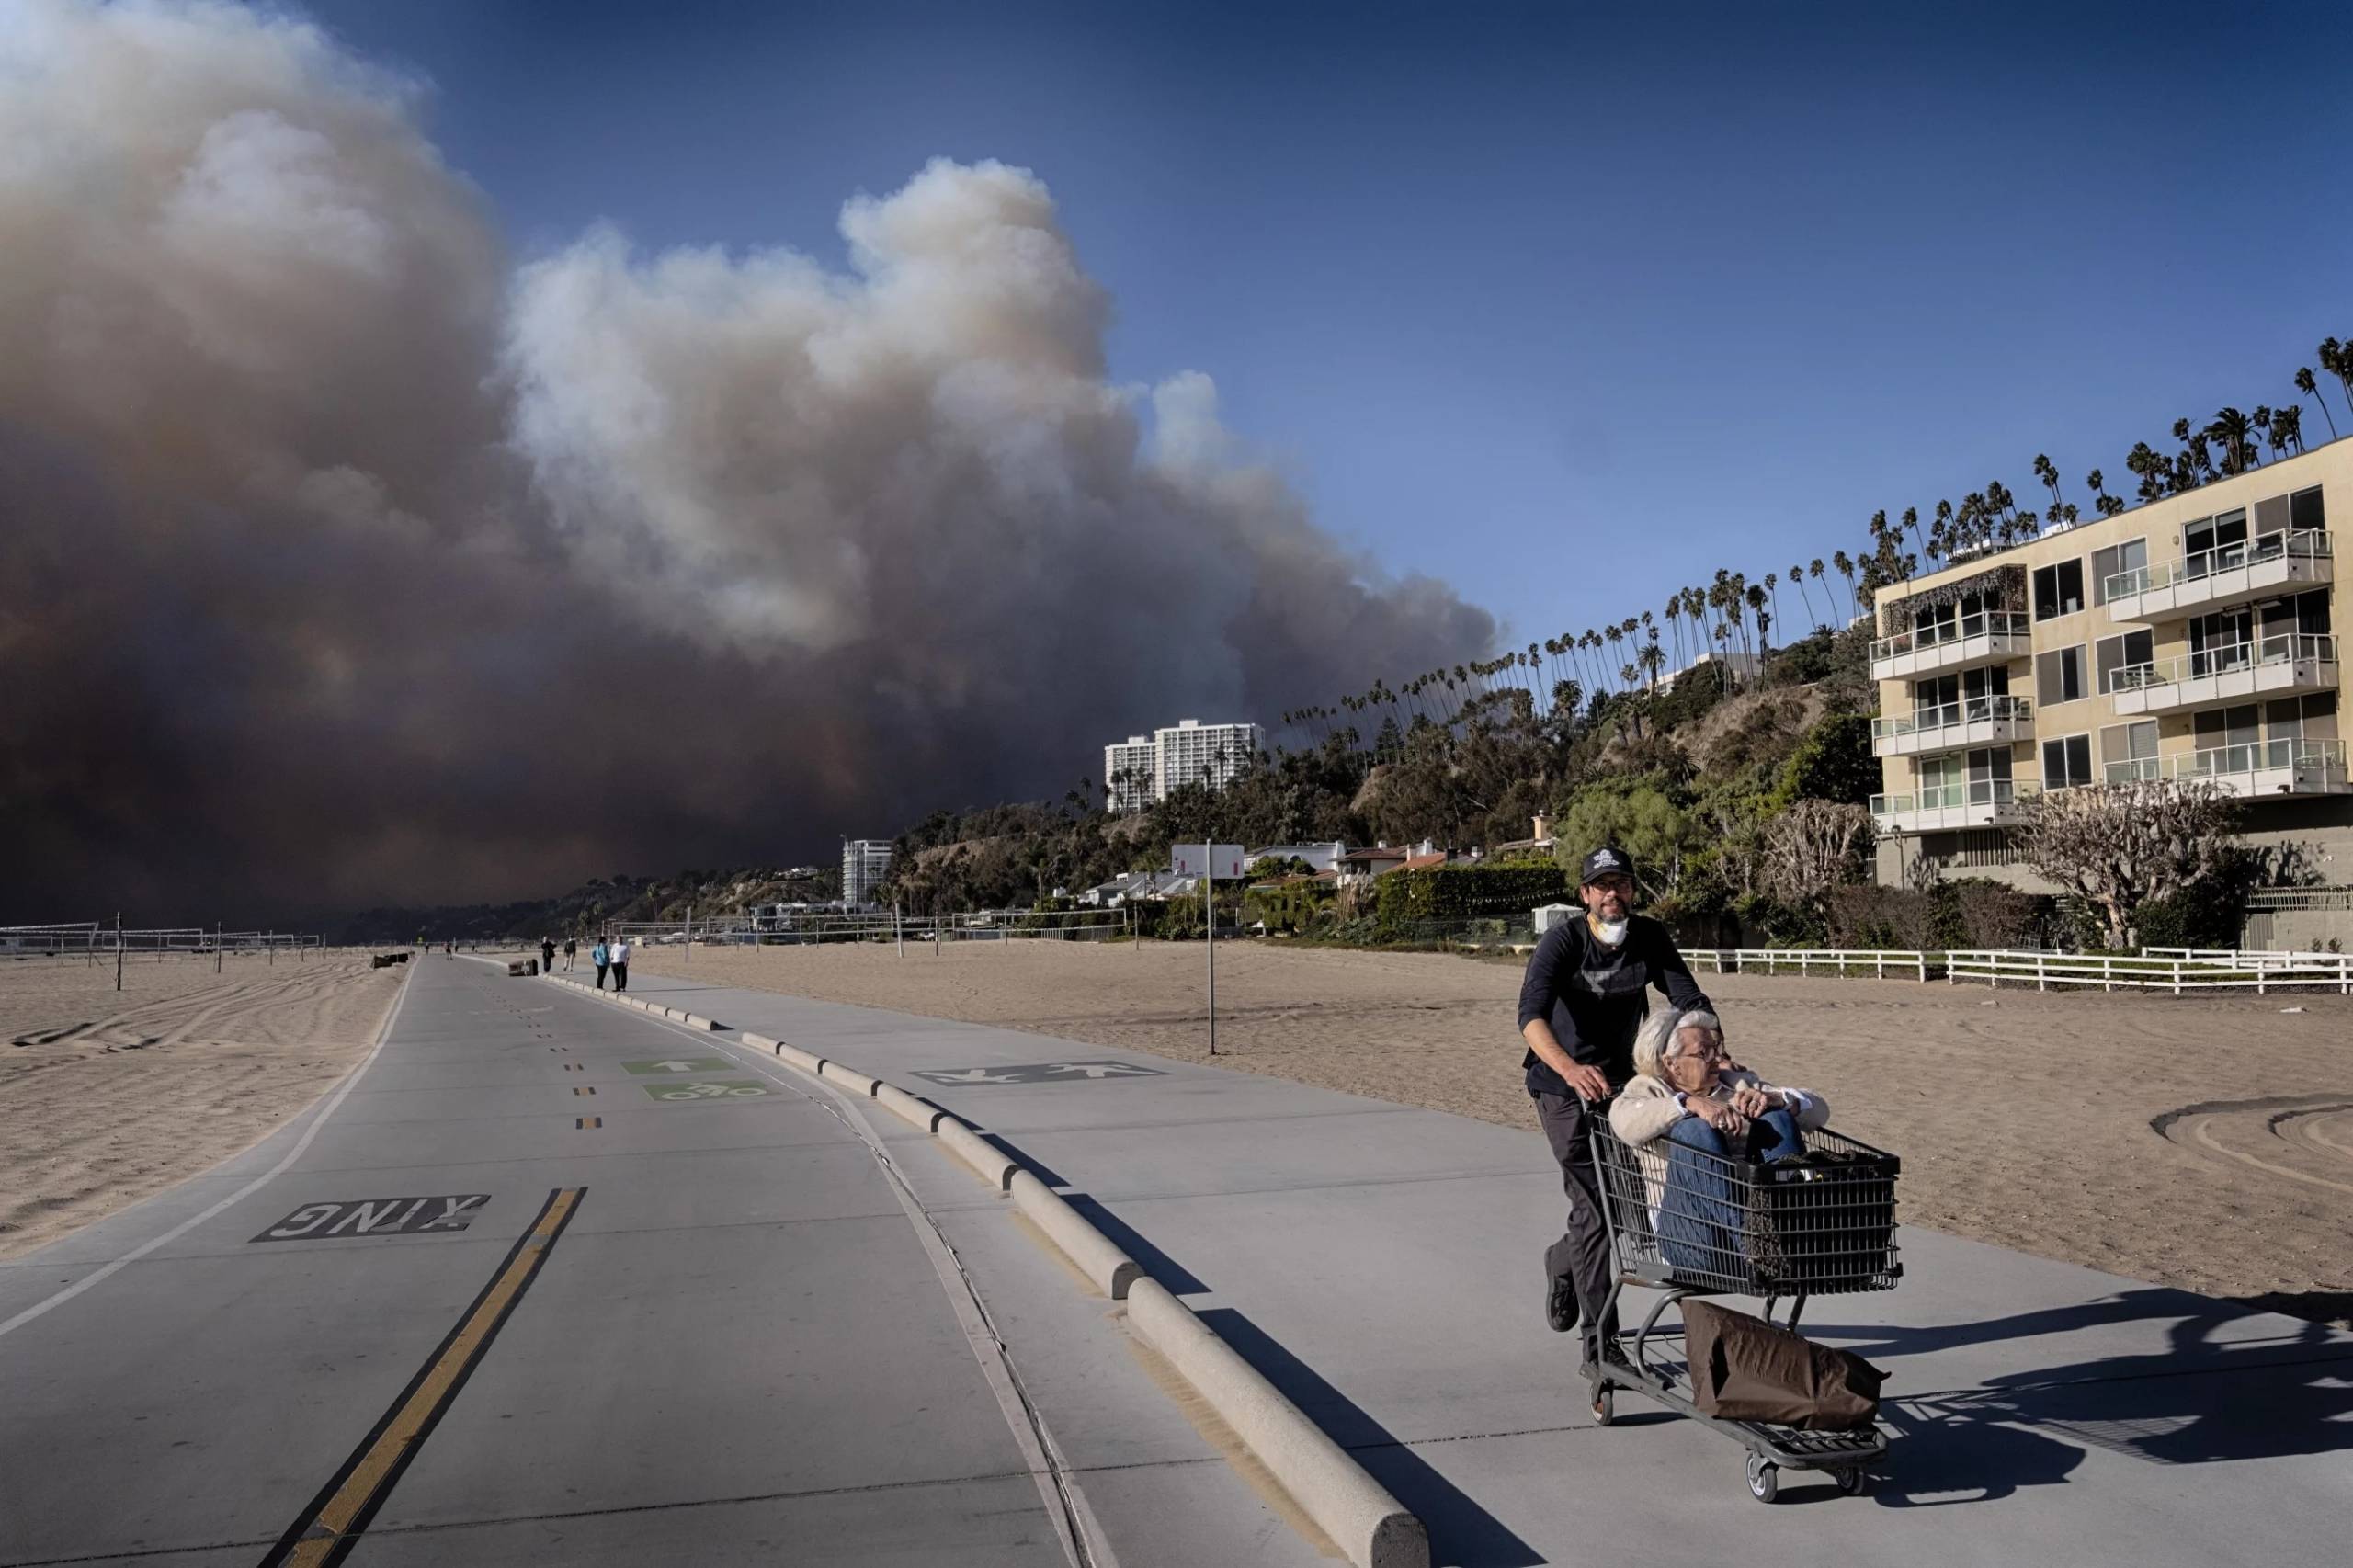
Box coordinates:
[252,1195,490,1243]
[622,1058,731,1075]
[640,1079,772,1103]
[909,1060,1167,1087]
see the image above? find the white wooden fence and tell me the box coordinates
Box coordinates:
[1683,946,2352,994]
[1685,949,1932,981]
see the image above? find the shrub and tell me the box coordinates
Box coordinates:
[1825,884,1936,949]
[1375,863,1573,937]
[1946,879,2046,949]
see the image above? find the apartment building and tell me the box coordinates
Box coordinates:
[1868,439,2348,889]
[1103,735,1158,812]
[840,838,893,908]
[1154,718,1264,797]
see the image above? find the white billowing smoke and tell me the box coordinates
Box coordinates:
[0,0,1494,917]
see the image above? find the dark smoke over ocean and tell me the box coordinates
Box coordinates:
[0,0,1495,922]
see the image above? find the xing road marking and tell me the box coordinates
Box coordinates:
[258,1187,585,1567]
[563,1063,584,1071]
[573,1085,596,1095]
[622,1057,731,1074]
[640,1079,772,1102]
[910,1059,1168,1087]
[575,1116,602,1129]
[251,1196,489,1244]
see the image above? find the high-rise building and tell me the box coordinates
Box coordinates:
[1154,718,1263,798]
[1103,735,1157,812]
[841,838,893,908]
[1867,439,2347,888]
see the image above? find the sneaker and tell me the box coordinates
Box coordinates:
[1546,1273,1578,1334]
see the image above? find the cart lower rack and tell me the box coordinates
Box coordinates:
[1586,1120,1903,1502]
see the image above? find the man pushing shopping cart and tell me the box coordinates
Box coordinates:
[1518,845,1902,1501]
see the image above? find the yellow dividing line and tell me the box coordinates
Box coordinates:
[260,1187,585,1567]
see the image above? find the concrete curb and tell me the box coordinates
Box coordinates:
[817,1060,879,1096]
[874,1082,949,1132]
[936,1119,1017,1190]
[1126,1278,1426,1568]
[1007,1170,1139,1298]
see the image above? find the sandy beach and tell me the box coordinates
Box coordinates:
[0,951,404,1260]
[642,938,2353,1324]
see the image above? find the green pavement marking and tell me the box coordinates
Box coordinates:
[621,1058,732,1075]
[640,1079,773,1103]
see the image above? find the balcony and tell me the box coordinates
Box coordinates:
[1870,609,2031,682]
[1870,696,2033,757]
[2100,531,2333,621]
[2108,633,2339,718]
[2104,738,2351,797]
[1870,778,2036,835]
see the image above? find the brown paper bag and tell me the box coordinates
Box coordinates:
[1682,1299,1883,1430]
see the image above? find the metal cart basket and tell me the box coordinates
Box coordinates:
[1586,1121,1903,1501]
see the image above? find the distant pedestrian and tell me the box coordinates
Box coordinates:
[610,936,631,993]
[592,939,610,989]
[563,937,577,971]
[540,937,556,975]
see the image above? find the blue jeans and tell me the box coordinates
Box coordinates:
[1656,1109,1802,1276]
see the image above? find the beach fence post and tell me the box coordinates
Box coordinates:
[895,904,904,958]
[115,911,123,992]
[684,903,692,967]
[215,922,222,975]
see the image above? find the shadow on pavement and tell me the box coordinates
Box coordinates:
[1807,1290,2353,1494]
[1062,1196,1210,1294]
[1199,1308,1543,1568]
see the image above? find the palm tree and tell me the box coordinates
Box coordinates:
[2125,442,2170,502]
[1745,583,1769,655]
[1638,642,1665,692]
[1832,551,1857,622]
[2296,366,2338,440]
[2274,403,2306,455]
[2033,453,2063,513]
[2206,407,2258,474]
[2324,337,2353,417]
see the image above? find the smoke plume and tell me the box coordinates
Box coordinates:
[0,0,1494,920]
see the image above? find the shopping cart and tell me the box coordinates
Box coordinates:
[1586,1120,1903,1502]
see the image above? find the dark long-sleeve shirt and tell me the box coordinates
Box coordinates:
[1517,914,1711,1097]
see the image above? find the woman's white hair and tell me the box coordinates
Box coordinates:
[1632,1006,1723,1082]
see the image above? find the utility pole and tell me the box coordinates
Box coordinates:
[215,922,222,975]
[1202,846,1216,1056]
[115,911,124,992]
[684,903,693,967]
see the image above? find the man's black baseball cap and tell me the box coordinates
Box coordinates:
[1579,846,1638,885]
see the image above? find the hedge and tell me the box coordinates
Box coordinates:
[1375,864,1574,937]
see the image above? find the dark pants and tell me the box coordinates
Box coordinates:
[614,961,628,992]
[594,963,608,989]
[1657,1109,1803,1275]
[1534,1089,1620,1361]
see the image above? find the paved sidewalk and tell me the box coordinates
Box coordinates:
[628,963,2353,1568]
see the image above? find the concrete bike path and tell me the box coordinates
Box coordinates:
[620,963,2353,1568]
[0,956,1320,1567]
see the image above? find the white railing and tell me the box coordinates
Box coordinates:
[2100,529,2331,604]
[1687,949,1931,981]
[1870,778,2032,817]
[2109,632,2338,694]
[2104,737,2347,786]
[1871,695,2031,743]
[1946,949,2353,994]
[1870,609,2030,665]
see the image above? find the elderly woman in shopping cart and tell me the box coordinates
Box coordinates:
[1608,1007,1831,1276]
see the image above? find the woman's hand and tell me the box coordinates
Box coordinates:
[1728,1085,1774,1119]
[1690,1095,1746,1132]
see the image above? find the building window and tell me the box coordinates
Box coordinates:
[2185,508,2248,567]
[2036,644,2086,706]
[2291,485,2326,532]
[2099,721,2158,781]
[2094,630,2154,693]
[2090,538,2147,606]
[2042,733,2093,789]
[2033,559,2085,619]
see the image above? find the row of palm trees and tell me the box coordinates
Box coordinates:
[1285,336,2353,749]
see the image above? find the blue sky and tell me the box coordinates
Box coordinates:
[298,0,2353,658]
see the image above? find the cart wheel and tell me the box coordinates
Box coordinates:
[1836,1466,1868,1496]
[1590,1386,1614,1426]
[1745,1454,1779,1504]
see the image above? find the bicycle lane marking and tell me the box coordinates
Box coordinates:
[0,963,419,1343]
[257,1187,586,1567]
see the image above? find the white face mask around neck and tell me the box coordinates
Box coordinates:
[1591,916,1630,947]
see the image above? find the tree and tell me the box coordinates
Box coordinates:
[1831,551,1856,621]
[2324,337,2353,420]
[1555,779,1703,892]
[2013,779,2241,949]
[2205,407,2259,474]
[2296,366,2338,440]
[1777,713,1876,806]
[2274,402,2305,455]
[1762,799,1873,915]
[2033,453,2063,514]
